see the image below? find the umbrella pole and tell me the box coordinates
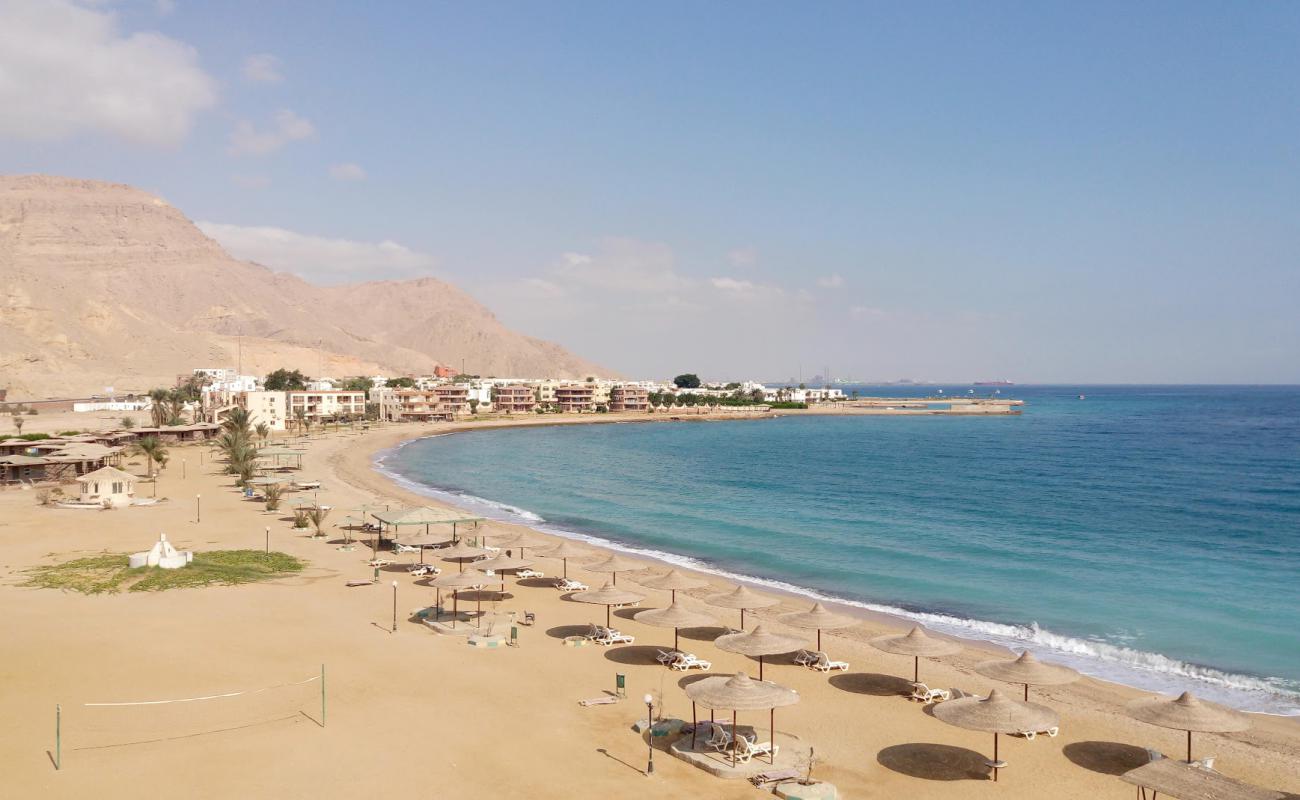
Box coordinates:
[740,608,745,629]
[771,708,776,764]
[606,605,611,628]
[732,710,738,767]
[817,629,822,652]
[692,702,697,748]
[759,655,764,681]
[1024,683,1029,701]
[674,628,679,652]
[452,590,458,629]
[563,558,568,579]
[993,733,999,782]
[914,656,920,684]
[1187,730,1192,763]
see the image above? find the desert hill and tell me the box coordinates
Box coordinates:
[0,175,606,397]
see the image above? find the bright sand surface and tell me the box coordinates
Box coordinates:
[2,413,1299,799]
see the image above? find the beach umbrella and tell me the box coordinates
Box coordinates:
[633,599,716,653]
[335,515,369,546]
[932,688,1060,782]
[1126,691,1250,763]
[975,651,1080,701]
[245,476,285,486]
[473,553,536,597]
[707,584,779,629]
[438,540,488,572]
[489,530,536,557]
[538,540,588,578]
[714,624,805,681]
[685,671,799,765]
[429,570,487,628]
[583,553,643,585]
[635,569,708,602]
[397,531,455,564]
[870,626,961,685]
[570,582,646,628]
[781,602,856,652]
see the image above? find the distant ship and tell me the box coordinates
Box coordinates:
[974,380,1014,386]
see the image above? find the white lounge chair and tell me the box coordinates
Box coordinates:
[392,542,418,554]
[910,683,951,703]
[407,563,439,576]
[1016,725,1059,740]
[794,649,818,666]
[594,629,634,646]
[669,653,711,671]
[556,578,588,592]
[516,568,545,578]
[705,722,733,753]
[810,652,849,672]
[656,649,680,664]
[734,735,777,764]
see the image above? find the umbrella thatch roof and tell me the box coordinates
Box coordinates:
[781,602,857,631]
[399,532,455,548]
[584,553,643,573]
[932,688,1060,734]
[685,672,800,711]
[870,626,961,657]
[707,584,779,611]
[633,600,716,630]
[1120,758,1283,800]
[489,530,531,548]
[714,624,806,657]
[1126,692,1251,734]
[636,569,707,593]
[337,515,368,528]
[438,541,489,561]
[474,553,536,572]
[372,506,483,527]
[571,582,646,607]
[246,476,286,486]
[539,540,588,559]
[976,651,1080,687]
[429,570,488,590]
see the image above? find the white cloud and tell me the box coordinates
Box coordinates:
[227,109,315,156]
[726,247,758,267]
[231,174,270,189]
[0,0,217,146]
[328,162,367,181]
[196,222,436,284]
[816,273,844,288]
[241,53,283,83]
[552,238,692,294]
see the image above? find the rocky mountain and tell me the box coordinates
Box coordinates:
[0,175,606,397]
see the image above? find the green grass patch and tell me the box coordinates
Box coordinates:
[25,550,305,594]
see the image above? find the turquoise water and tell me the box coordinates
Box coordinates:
[379,386,1300,713]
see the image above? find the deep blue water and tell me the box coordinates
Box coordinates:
[379,386,1300,713]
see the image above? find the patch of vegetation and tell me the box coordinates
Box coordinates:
[766,401,809,409]
[25,550,305,594]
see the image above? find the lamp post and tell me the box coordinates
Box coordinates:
[265,526,270,554]
[391,580,398,633]
[195,494,201,523]
[644,693,655,775]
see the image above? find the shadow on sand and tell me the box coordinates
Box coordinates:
[828,672,914,697]
[1062,741,1150,776]
[602,645,666,666]
[877,743,991,781]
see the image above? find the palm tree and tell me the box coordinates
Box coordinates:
[120,416,135,429]
[148,388,169,427]
[306,506,331,538]
[263,483,283,512]
[255,423,270,445]
[133,436,166,480]
[165,390,187,425]
[222,407,253,438]
[12,414,23,435]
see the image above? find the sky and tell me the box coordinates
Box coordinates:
[2,1,1298,383]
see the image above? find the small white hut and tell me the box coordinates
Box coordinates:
[75,466,137,508]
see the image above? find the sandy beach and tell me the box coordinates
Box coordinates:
[3,413,1298,799]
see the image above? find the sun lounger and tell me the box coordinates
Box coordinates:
[367,559,392,568]
[656,649,680,664]
[408,563,439,576]
[669,653,711,671]
[556,578,588,592]
[1015,725,1060,740]
[1193,757,1216,771]
[516,569,544,578]
[749,768,800,787]
[794,649,818,666]
[810,652,849,672]
[705,722,733,753]
[579,696,619,707]
[910,682,951,703]
[734,735,777,764]
[593,629,634,646]
[520,610,536,626]
[392,542,418,554]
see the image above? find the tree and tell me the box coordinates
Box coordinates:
[12,413,23,435]
[148,387,170,427]
[165,389,187,425]
[134,436,167,480]
[264,369,309,391]
[120,416,135,429]
[339,376,374,392]
[255,422,270,444]
[673,374,701,389]
[263,483,283,512]
[306,507,331,538]
[387,376,416,389]
[468,399,480,414]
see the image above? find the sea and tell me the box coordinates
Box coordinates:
[376,385,1300,715]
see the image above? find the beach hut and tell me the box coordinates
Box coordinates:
[714,625,806,681]
[633,599,716,653]
[780,602,856,652]
[439,540,488,572]
[870,626,961,685]
[975,651,1079,701]
[537,540,588,578]
[1126,691,1250,763]
[706,584,779,630]
[429,570,487,628]
[571,582,645,628]
[685,672,799,765]
[583,552,643,585]
[932,688,1059,782]
[74,466,137,508]
[635,568,707,602]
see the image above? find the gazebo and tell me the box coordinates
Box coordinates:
[371,506,484,543]
[74,466,137,508]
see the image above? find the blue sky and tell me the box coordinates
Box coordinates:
[3,1,1297,382]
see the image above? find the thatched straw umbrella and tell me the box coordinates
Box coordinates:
[428,570,486,629]
[685,672,799,765]
[398,531,454,564]
[583,553,643,585]
[780,602,856,652]
[537,540,588,579]
[975,651,1080,701]
[706,584,779,629]
[439,540,488,572]
[473,553,536,598]
[489,530,536,557]
[570,582,645,628]
[932,688,1060,782]
[1126,691,1250,763]
[635,569,707,602]
[714,625,806,680]
[633,600,715,653]
[870,626,961,685]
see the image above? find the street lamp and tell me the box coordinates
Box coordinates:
[391,580,399,633]
[644,693,655,775]
[195,494,201,523]
[265,526,270,554]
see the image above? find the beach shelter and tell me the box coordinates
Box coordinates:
[537,540,588,578]
[583,553,643,585]
[371,506,484,541]
[1126,691,1250,763]
[975,651,1080,701]
[571,582,645,628]
[397,531,455,564]
[706,584,779,629]
[633,599,716,653]
[870,626,961,685]
[335,514,370,547]
[714,625,806,680]
[489,530,536,557]
[429,570,487,628]
[685,672,799,765]
[780,602,856,652]
[635,569,707,602]
[932,688,1060,782]
[245,476,286,486]
[473,553,536,597]
[438,540,488,572]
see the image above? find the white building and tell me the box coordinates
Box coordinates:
[239,390,288,431]
[75,466,137,508]
[287,390,366,422]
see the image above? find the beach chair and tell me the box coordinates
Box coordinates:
[521,610,536,626]
[910,683,951,703]
[794,649,819,666]
[670,653,711,671]
[556,578,588,592]
[392,542,418,554]
[810,652,849,672]
[705,722,733,753]
[1193,757,1216,771]
[733,735,777,764]
[1016,725,1059,740]
[585,623,603,641]
[408,563,439,576]
[656,649,680,664]
[516,568,545,579]
[595,629,634,646]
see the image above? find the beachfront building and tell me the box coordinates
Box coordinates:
[287,390,366,423]
[555,384,597,413]
[609,385,650,412]
[372,386,466,421]
[492,385,538,414]
[75,466,137,508]
[238,390,288,431]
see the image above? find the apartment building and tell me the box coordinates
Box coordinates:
[373,386,468,421]
[492,385,537,413]
[286,390,366,422]
[609,385,650,412]
[554,384,596,413]
[238,390,288,431]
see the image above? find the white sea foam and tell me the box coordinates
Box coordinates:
[373,445,1300,716]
